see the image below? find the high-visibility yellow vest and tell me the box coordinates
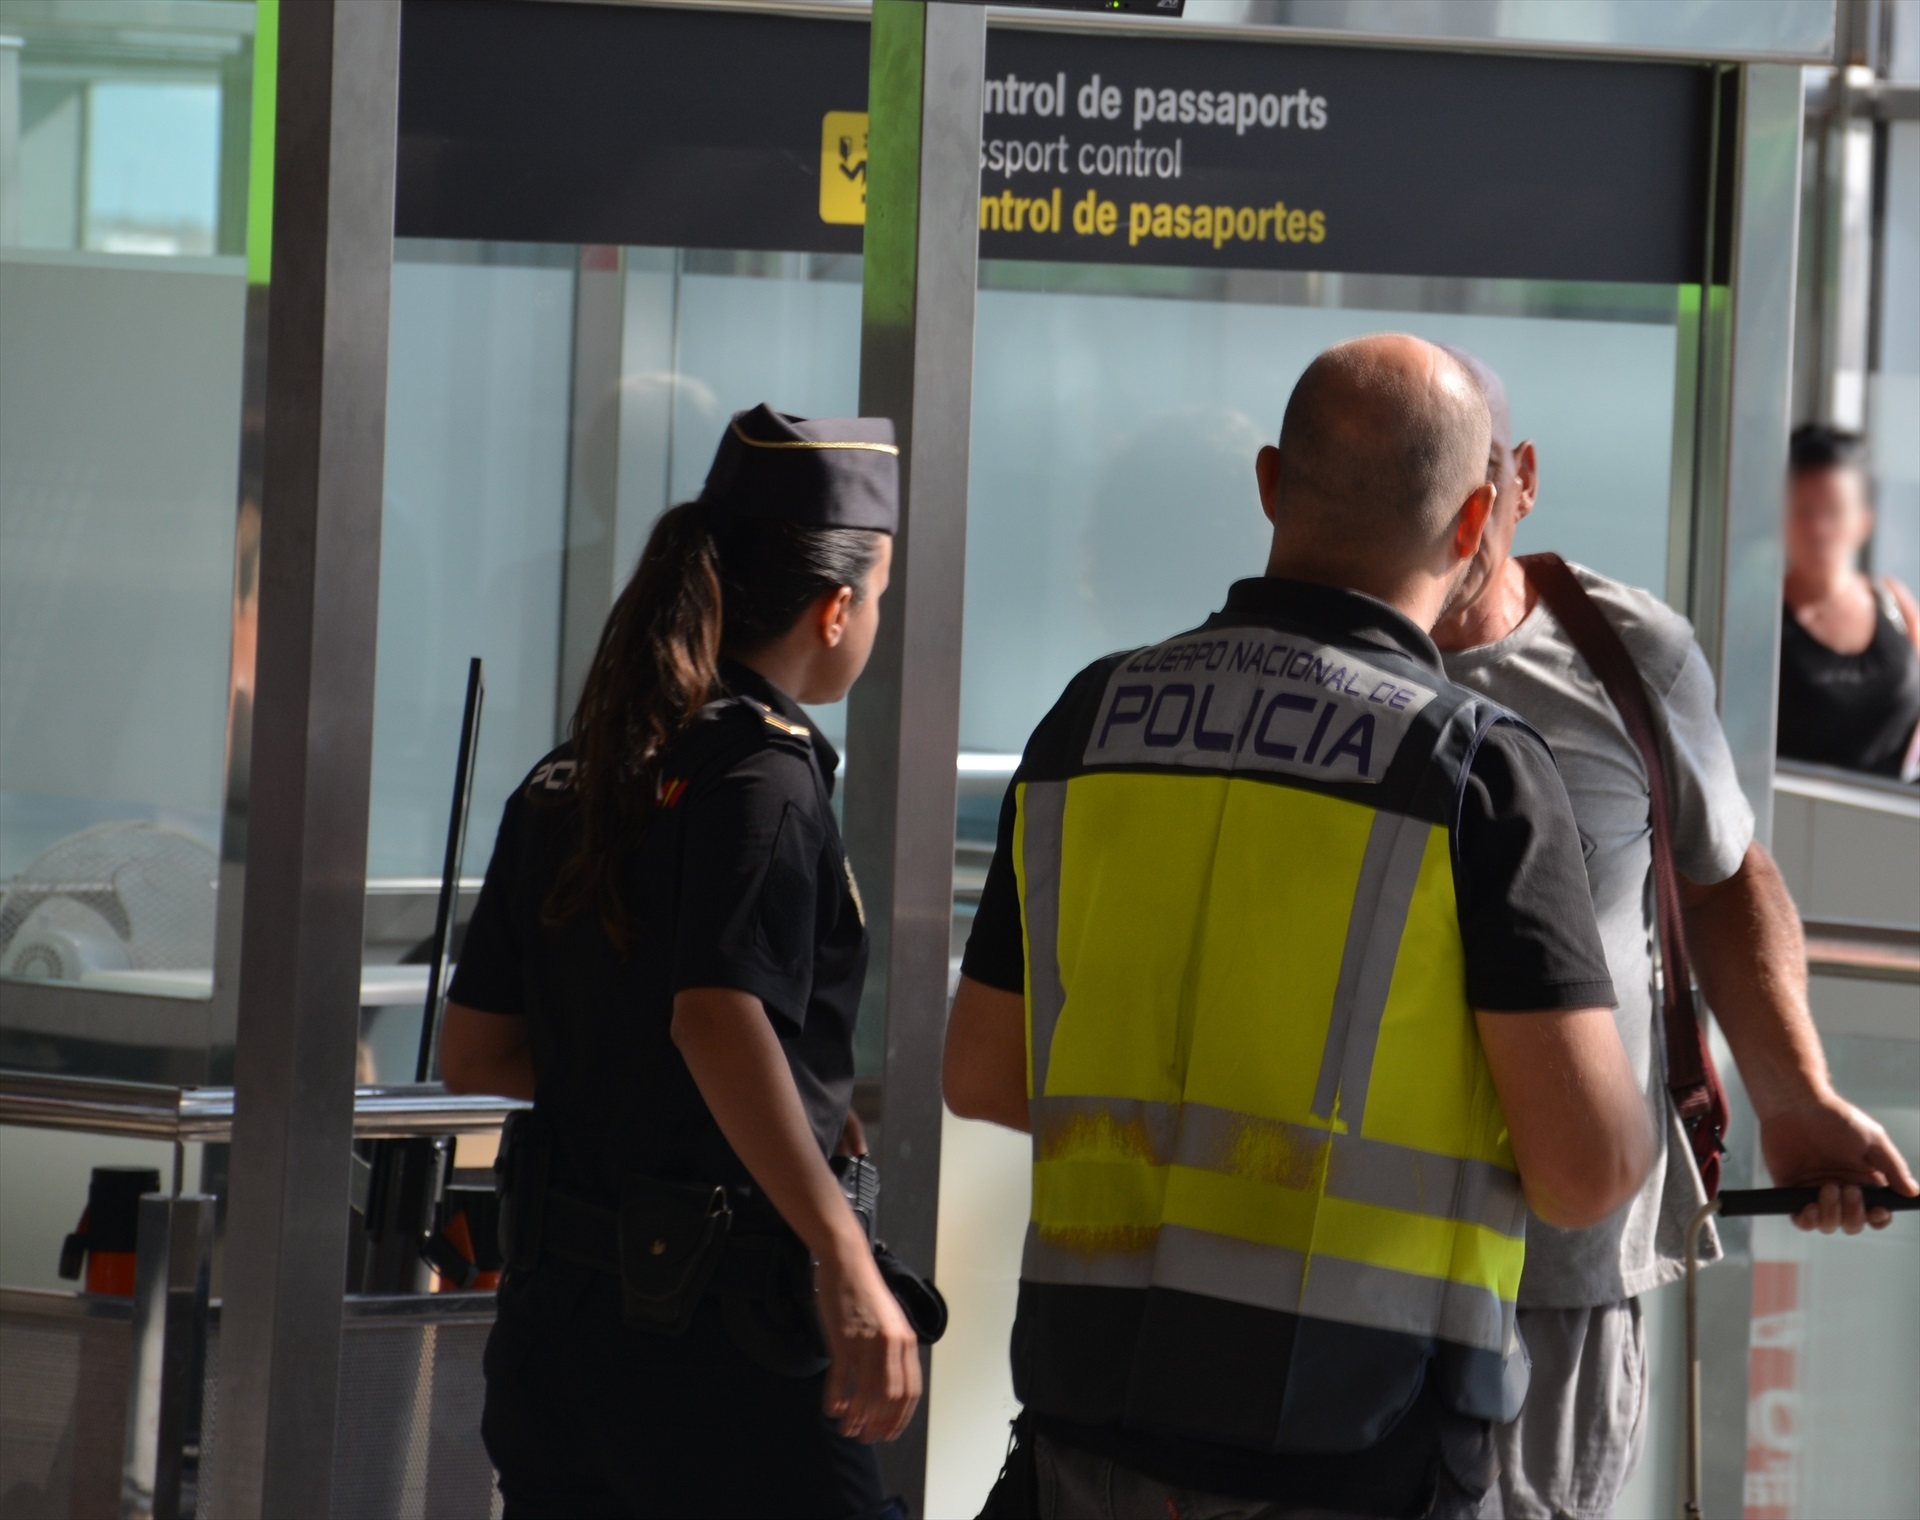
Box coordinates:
[1010,603,1531,1453]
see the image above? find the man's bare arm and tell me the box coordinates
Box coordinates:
[1680,842,1917,1232]
[943,975,1031,1133]
[1476,1005,1655,1230]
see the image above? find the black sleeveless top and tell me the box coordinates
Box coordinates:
[1777,584,1920,780]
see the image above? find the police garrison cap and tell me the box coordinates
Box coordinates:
[699,404,900,534]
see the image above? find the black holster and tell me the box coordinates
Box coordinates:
[494,1110,551,1274]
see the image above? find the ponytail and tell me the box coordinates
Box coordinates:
[544,501,882,947]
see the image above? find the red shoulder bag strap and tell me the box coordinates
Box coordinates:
[1517,552,1729,1197]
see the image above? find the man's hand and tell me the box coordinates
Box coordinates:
[1678,845,1919,1232]
[1761,1090,1919,1234]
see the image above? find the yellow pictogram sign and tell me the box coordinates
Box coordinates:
[819,111,868,225]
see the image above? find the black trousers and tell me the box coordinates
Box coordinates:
[482,1263,886,1518]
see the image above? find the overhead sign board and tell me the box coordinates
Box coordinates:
[400,2,1717,285]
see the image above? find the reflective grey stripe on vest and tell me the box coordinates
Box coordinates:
[1312,809,1432,1126]
[1019,780,1069,1096]
[1021,1220,1513,1354]
[1031,1095,1527,1239]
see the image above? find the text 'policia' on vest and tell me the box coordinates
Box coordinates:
[1010,607,1532,1453]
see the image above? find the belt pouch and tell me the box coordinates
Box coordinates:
[616,1176,732,1334]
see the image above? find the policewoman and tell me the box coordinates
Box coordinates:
[440,406,923,1519]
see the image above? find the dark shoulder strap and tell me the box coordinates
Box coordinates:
[1517,552,1729,1196]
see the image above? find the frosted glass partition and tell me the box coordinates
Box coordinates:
[606,255,1683,767]
[369,243,576,882]
[0,252,245,1000]
[1744,1037,1919,1519]
[962,267,1682,759]
[0,0,259,1043]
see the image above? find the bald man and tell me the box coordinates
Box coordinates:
[946,336,1654,1519]
[1430,351,1915,1519]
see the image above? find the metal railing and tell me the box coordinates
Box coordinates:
[0,1075,518,1518]
[0,1072,525,1142]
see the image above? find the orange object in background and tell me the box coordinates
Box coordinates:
[437,1208,501,1292]
[58,1165,161,1297]
[424,1184,504,1292]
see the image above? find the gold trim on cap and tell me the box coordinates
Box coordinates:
[730,419,899,456]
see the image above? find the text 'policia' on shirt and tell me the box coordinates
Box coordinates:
[1088,632,1435,785]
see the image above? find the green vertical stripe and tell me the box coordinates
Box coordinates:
[860,0,924,335]
[247,0,279,285]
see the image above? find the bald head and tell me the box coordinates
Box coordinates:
[1272,335,1493,568]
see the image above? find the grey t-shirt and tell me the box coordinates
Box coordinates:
[1442,563,1753,1307]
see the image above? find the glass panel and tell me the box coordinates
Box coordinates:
[358,240,575,1077]
[1744,1037,1920,1519]
[0,2,259,1032]
[955,265,1685,869]
[364,244,865,1079]
[84,80,222,256]
[371,241,574,882]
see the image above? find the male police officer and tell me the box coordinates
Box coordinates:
[1428,351,1917,1519]
[945,335,1656,1519]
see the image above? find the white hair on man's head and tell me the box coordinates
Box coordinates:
[1437,344,1511,448]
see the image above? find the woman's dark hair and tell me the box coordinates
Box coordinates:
[1789,422,1867,475]
[544,502,883,946]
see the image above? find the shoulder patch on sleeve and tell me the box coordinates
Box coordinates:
[744,699,813,741]
[667,697,816,795]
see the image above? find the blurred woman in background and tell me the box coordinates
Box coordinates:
[1779,424,1920,782]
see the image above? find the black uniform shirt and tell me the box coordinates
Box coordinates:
[449,660,866,1207]
[959,577,1615,1514]
[964,577,1616,1012]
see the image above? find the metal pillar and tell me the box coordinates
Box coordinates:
[1796,0,1883,429]
[1706,65,1804,847]
[846,0,985,1503]
[207,3,401,1516]
[123,1194,216,1520]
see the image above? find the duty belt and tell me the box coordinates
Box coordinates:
[541,1184,796,1295]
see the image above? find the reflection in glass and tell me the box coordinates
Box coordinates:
[362,245,1690,1080]
[963,264,1682,756]
[1745,1037,1919,1518]
[0,2,258,1021]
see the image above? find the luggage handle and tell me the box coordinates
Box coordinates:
[1682,1186,1917,1516]
[1713,1185,1918,1218]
